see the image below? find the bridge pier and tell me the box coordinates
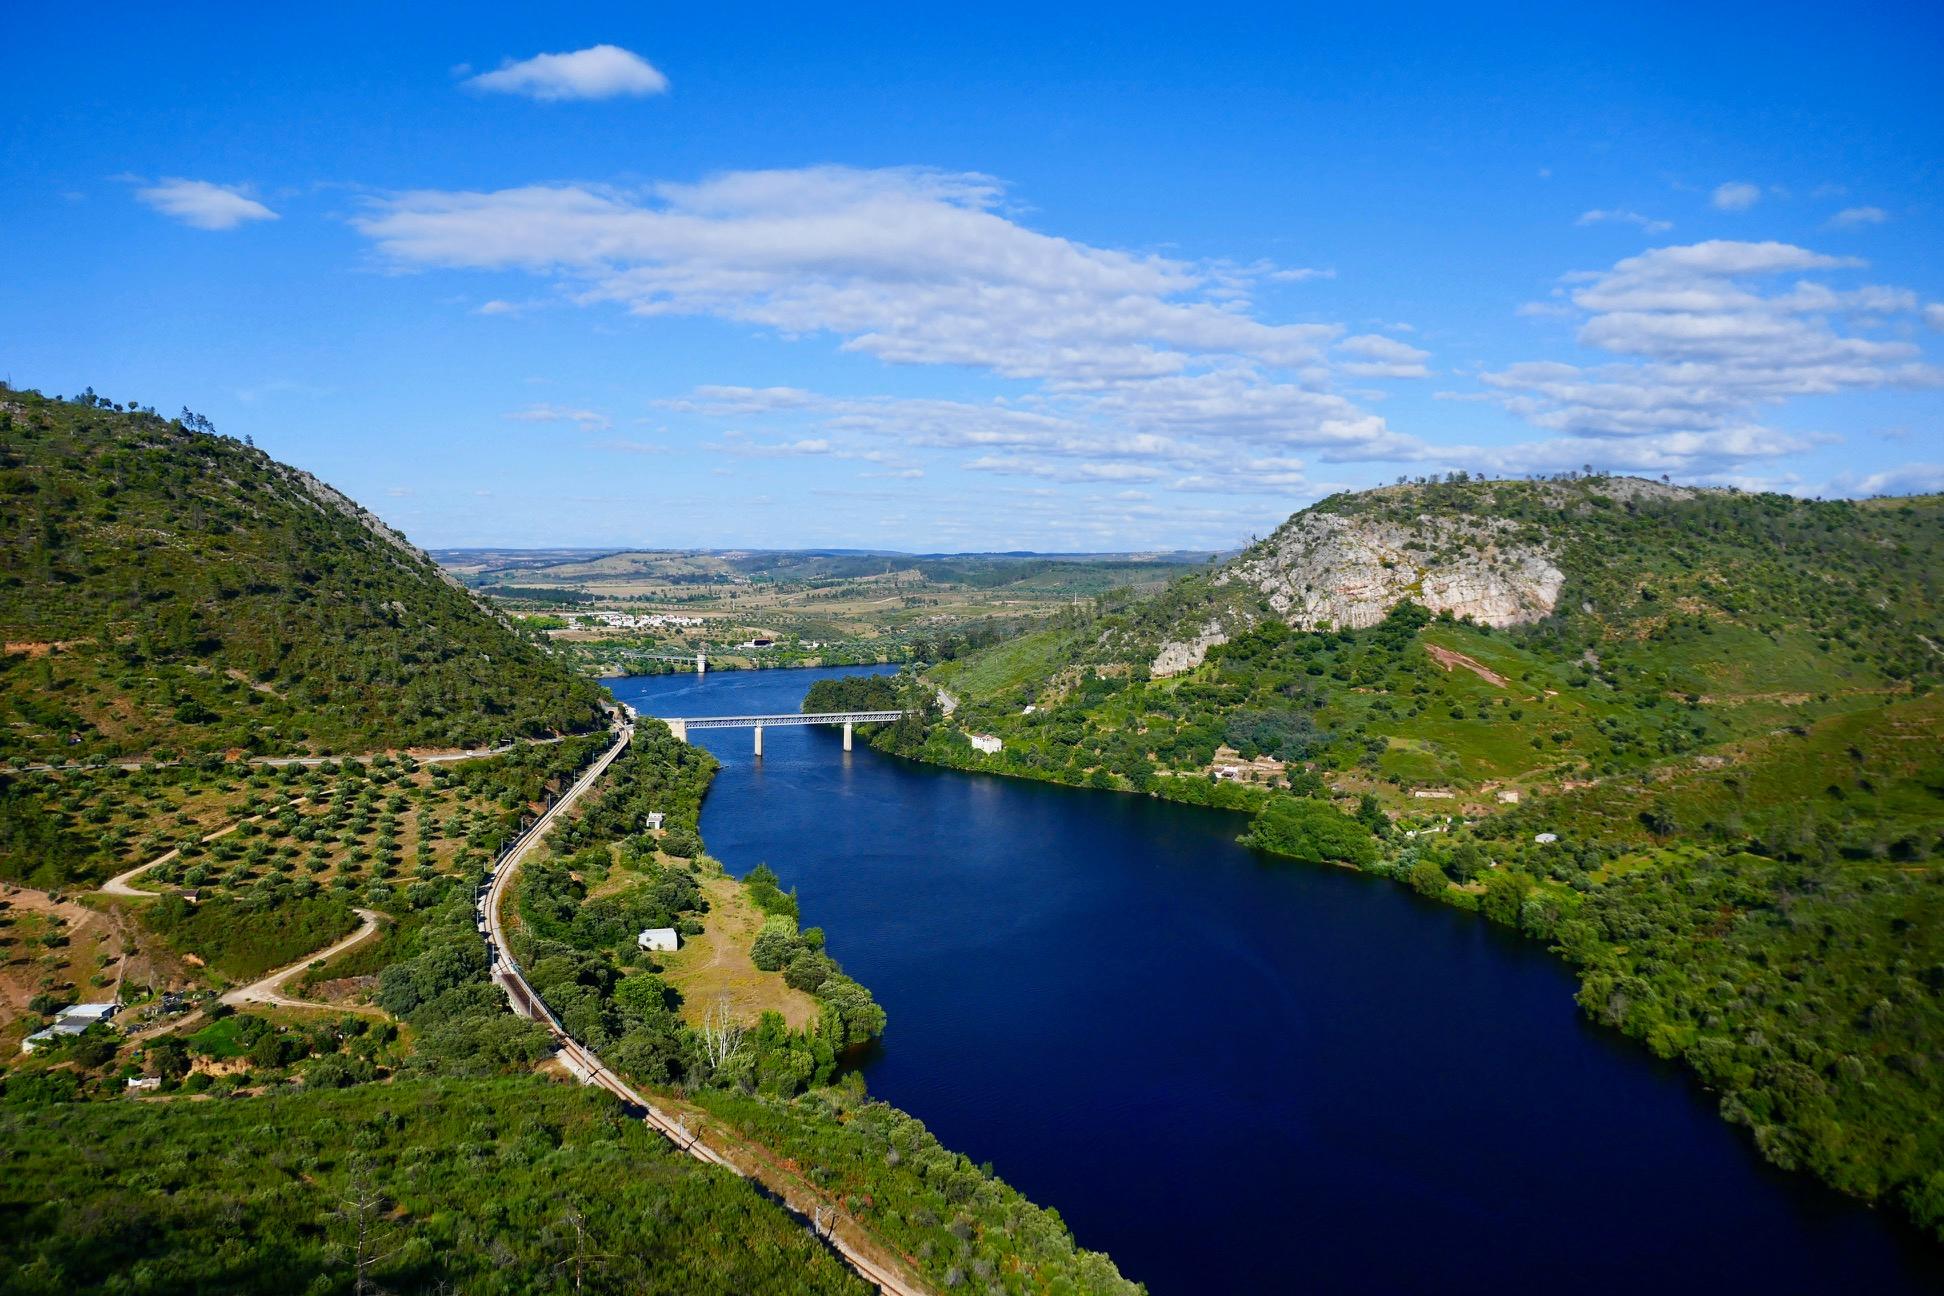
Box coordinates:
[667,719,687,744]
[696,652,706,676]
[753,724,763,758]
[843,721,853,752]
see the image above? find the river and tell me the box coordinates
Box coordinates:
[609,665,1942,1295]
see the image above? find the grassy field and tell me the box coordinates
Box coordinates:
[659,870,818,1031]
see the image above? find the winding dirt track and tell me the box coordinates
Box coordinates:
[9,734,568,776]
[220,908,386,1011]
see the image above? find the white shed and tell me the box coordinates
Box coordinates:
[1534,832,1560,844]
[644,812,665,831]
[637,927,680,952]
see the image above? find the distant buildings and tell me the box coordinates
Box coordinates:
[576,612,704,631]
[637,928,680,953]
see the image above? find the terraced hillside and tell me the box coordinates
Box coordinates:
[0,387,606,764]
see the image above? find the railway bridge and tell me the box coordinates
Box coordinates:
[663,710,904,755]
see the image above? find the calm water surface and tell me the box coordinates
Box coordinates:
[610,666,1941,1295]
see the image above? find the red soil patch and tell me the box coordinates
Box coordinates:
[1424,644,1508,687]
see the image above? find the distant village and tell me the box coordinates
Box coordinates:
[574,612,704,631]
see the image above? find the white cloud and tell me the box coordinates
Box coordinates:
[465,45,668,101]
[715,436,834,458]
[1826,205,1888,229]
[1829,462,1944,496]
[355,168,1342,382]
[352,166,1424,495]
[136,178,277,230]
[1336,333,1431,379]
[475,299,518,315]
[348,167,1937,506]
[1710,181,1762,212]
[1471,239,1937,475]
[1926,304,1944,331]
[1576,208,1673,234]
[964,456,1166,483]
[503,403,611,431]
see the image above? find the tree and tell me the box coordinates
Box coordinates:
[148,1035,191,1081]
[1355,793,1389,838]
[332,1157,403,1296]
[1239,797,1378,869]
[1408,858,1450,898]
[699,994,745,1073]
[1446,843,1487,883]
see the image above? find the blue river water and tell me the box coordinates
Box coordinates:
[609,666,1942,1295]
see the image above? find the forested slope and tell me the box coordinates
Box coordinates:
[0,386,606,764]
[877,474,1944,1241]
[0,1077,871,1296]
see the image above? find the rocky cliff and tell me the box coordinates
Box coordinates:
[1150,501,1566,675]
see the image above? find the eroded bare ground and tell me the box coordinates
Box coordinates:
[1423,643,1509,687]
[0,884,201,1048]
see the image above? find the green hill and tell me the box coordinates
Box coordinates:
[868,474,1944,1241]
[0,387,606,764]
[917,475,1941,795]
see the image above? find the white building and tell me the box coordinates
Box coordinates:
[637,927,680,952]
[643,812,665,831]
[1534,832,1560,844]
[21,1002,119,1053]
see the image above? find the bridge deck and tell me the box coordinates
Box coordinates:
[673,710,903,729]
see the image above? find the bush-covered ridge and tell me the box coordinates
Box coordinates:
[891,473,1944,1244]
[1053,474,1944,681]
[0,386,607,763]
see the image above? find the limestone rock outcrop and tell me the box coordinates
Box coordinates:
[1149,622,1232,678]
[1148,507,1566,677]
[1225,511,1564,631]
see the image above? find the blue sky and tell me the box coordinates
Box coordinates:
[3,3,1940,551]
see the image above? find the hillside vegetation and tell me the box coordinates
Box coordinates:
[877,474,1944,1240]
[0,386,605,764]
[0,1077,870,1296]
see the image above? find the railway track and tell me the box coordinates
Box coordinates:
[477,715,926,1296]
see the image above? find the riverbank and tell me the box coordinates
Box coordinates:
[491,705,1145,1295]
[615,663,1944,1293]
[855,673,1944,1255]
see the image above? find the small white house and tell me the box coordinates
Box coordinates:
[1534,832,1560,844]
[637,927,680,953]
[643,812,665,831]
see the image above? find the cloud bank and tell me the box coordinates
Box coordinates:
[351,166,1936,506]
